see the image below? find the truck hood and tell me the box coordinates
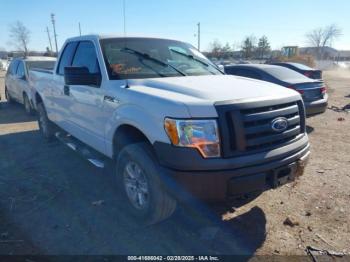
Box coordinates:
[128,75,301,117]
[129,75,299,103]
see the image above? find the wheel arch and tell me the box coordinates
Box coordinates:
[112,124,154,160]
[34,92,43,105]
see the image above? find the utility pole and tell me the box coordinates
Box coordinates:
[46,26,53,52]
[79,22,82,36]
[197,22,201,51]
[51,13,58,55]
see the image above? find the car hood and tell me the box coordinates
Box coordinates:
[127,75,301,117]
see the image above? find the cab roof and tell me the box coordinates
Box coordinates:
[14,56,57,62]
[65,34,182,43]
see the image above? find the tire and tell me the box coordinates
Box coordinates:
[37,103,56,141]
[23,93,34,115]
[5,87,13,103]
[116,142,177,225]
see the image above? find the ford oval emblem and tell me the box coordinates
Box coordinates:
[271,117,288,132]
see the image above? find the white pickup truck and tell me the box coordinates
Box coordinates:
[31,35,310,224]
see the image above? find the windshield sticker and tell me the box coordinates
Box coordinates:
[110,64,142,75]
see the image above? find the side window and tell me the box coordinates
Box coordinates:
[8,60,19,75]
[237,69,262,80]
[16,62,25,78]
[225,67,237,75]
[72,41,100,74]
[57,42,78,75]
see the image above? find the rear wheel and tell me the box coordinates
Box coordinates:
[37,103,56,141]
[23,93,34,115]
[116,142,177,225]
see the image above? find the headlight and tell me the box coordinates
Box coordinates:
[164,118,221,158]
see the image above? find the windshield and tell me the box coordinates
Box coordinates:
[26,60,56,70]
[265,66,310,81]
[100,38,223,80]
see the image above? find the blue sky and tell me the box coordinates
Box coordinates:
[0,0,349,52]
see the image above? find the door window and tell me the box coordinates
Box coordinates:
[8,60,19,75]
[57,42,78,75]
[16,62,25,78]
[235,68,262,80]
[72,41,100,74]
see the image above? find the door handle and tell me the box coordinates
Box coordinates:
[104,95,119,104]
[64,85,70,96]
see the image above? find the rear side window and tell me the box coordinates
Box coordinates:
[57,42,78,75]
[16,62,25,78]
[72,41,100,74]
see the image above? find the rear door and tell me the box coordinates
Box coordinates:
[49,41,78,128]
[67,40,107,153]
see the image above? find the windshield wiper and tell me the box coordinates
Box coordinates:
[169,48,210,67]
[122,47,187,76]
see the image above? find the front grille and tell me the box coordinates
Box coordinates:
[215,98,306,157]
[242,102,301,151]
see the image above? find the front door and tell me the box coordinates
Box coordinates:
[67,41,107,154]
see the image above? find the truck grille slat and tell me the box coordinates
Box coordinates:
[246,125,301,147]
[215,99,306,157]
[245,115,300,135]
[243,104,299,122]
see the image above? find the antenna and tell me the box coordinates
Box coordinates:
[122,0,129,88]
[197,22,201,51]
[123,0,126,36]
[79,22,82,36]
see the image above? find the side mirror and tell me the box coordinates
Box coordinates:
[64,66,101,86]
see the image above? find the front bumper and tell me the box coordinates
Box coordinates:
[155,138,310,201]
[305,94,328,116]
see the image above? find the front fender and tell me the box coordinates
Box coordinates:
[105,103,171,158]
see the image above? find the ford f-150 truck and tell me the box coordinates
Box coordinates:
[31,35,310,224]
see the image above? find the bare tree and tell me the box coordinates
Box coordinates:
[257,35,271,59]
[321,24,342,47]
[241,35,257,59]
[306,24,342,58]
[9,21,30,56]
[209,39,223,58]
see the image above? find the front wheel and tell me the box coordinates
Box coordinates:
[37,103,56,141]
[23,93,34,115]
[116,142,177,225]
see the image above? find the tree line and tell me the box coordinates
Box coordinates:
[206,24,342,60]
[207,35,271,60]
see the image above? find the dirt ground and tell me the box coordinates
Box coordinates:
[0,69,349,257]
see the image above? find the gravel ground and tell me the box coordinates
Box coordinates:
[0,69,349,257]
